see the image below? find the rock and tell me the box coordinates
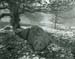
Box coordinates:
[15,28,30,40]
[28,26,51,51]
[16,26,52,51]
[18,55,26,59]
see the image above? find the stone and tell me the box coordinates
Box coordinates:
[28,26,51,51]
[16,26,52,51]
[15,28,30,40]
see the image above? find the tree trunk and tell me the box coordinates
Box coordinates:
[9,2,20,30]
[10,10,20,30]
[54,13,58,29]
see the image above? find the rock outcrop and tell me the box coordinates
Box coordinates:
[16,26,51,51]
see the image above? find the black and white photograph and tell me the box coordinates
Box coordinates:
[0,0,75,59]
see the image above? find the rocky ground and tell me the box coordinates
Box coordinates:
[0,25,75,59]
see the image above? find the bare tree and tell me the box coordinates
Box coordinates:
[0,0,42,29]
[48,0,75,29]
[0,0,75,29]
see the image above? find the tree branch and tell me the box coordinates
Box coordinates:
[0,6,8,9]
[0,13,11,19]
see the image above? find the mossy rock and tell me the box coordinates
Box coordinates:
[27,26,51,51]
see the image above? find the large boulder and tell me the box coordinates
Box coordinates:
[27,26,51,51]
[16,26,52,51]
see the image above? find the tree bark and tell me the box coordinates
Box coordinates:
[10,10,20,30]
[9,2,21,30]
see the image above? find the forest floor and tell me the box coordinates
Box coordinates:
[0,23,75,59]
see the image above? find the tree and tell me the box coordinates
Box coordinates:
[0,0,75,30]
[0,0,42,30]
[48,0,75,29]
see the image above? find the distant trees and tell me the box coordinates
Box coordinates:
[48,0,75,29]
[0,0,75,29]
